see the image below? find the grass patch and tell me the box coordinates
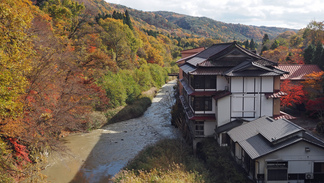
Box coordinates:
[113,138,207,183]
[114,138,253,183]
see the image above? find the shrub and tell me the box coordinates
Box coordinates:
[100,71,127,108]
[119,70,141,104]
[134,64,154,91]
[108,97,152,124]
[148,64,168,88]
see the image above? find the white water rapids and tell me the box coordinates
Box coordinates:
[42,80,180,182]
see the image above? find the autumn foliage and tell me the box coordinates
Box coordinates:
[280,80,306,108]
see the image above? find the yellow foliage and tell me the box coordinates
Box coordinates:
[0,0,34,117]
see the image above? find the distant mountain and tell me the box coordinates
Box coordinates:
[155,11,297,41]
[78,0,297,42]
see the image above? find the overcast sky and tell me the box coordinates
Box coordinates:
[105,0,323,29]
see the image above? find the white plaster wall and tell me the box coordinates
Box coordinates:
[261,77,273,92]
[244,77,255,92]
[217,96,231,126]
[204,121,216,136]
[217,76,228,91]
[260,94,273,117]
[231,94,243,117]
[231,77,243,92]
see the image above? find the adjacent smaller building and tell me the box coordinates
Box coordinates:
[227,116,324,183]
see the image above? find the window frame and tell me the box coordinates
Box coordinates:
[193,96,212,111]
[195,121,204,136]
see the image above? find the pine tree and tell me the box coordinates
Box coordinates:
[124,10,133,30]
[262,34,269,45]
[270,40,279,50]
[250,39,255,50]
[244,40,249,49]
[304,44,315,64]
[313,42,323,67]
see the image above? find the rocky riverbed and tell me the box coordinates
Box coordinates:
[42,80,180,182]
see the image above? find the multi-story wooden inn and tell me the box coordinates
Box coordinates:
[177,42,287,145]
[177,42,324,182]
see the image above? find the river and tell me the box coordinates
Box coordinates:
[42,80,180,182]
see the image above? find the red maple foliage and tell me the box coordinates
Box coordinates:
[280,80,306,108]
[8,138,32,164]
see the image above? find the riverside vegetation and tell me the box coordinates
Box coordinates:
[113,138,252,183]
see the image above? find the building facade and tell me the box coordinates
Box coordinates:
[177,42,288,149]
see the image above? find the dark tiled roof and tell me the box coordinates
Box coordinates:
[224,61,286,77]
[275,65,323,80]
[189,68,228,75]
[199,58,248,67]
[213,91,231,100]
[176,52,199,63]
[196,43,233,59]
[215,120,244,134]
[180,64,196,74]
[179,95,194,119]
[180,79,194,95]
[187,57,206,66]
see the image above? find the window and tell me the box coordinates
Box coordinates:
[190,75,216,89]
[267,162,288,181]
[193,97,212,111]
[195,121,204,136]
[314,162,324,173]
[205,75,216,89]
[193,75,204,89]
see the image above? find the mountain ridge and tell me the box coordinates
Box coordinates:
[78,0,297,42]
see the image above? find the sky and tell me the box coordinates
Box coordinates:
[104,0,324,30]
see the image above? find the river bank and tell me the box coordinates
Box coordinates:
[42,80,180,182]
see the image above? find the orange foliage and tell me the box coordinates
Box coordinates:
[88,46,96,53]
[262,46,305,65]
[302,71,324,96]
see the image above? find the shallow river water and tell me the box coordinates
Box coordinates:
[42,80,180,182]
